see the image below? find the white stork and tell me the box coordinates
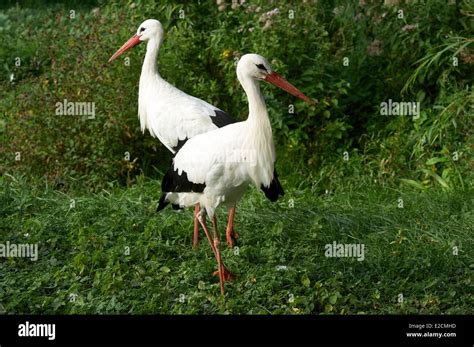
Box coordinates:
[157,54,313,294]
[108,19,244,247]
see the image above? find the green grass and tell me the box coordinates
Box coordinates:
[1,174,472,314]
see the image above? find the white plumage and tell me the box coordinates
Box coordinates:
[109,19,237,248]
[161,53,311,217]
[133,19,231,153]
[109,21,313,295]
[165,99,275,218]
[139,63,226,153]
[109,19,233,153]
[159,53,312,294]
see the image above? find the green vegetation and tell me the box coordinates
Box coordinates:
[0,0,473,314]
[1,175,472,314]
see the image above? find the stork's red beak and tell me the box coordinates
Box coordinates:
[264,72,315,105]
[108,34,142,63]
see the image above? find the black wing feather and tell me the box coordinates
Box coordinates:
[260,169,285,202]
[156,193,183,213]
[171,138,188,153]
[161,163,206,193]
[211,110,236,128]
[157,163,204,213]
[156,194,169,212]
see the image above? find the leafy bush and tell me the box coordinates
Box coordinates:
[1,0,472,192]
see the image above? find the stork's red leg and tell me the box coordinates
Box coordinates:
[211,214,225,295]
[197,213,217,257]
[193,204,200,249]
[197,213,233,288]
[226,206,238,248]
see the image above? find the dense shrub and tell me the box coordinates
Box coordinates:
[1,0,472,191]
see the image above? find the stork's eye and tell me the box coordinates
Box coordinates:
[256,63,267,71]
[140,27,145,33]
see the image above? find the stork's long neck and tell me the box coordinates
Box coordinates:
[240,74,275,169]
[239,74,276,188]
[141,37,162,78]
[240,76,271,131]
[138,37,163,134]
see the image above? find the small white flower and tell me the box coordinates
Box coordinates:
[266,8,280,17]
[276,265,288,271]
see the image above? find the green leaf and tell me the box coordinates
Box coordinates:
[160,266,171,273]
[420,169,451,190]
[400,179,426,190]
[301,274,311,288]
[426,157,447,165]
[324,304,333,312]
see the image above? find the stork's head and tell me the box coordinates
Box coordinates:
[237,54,273,81]
[237,54,314,105]
[135,19,164,42]
[108,19,164,63]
